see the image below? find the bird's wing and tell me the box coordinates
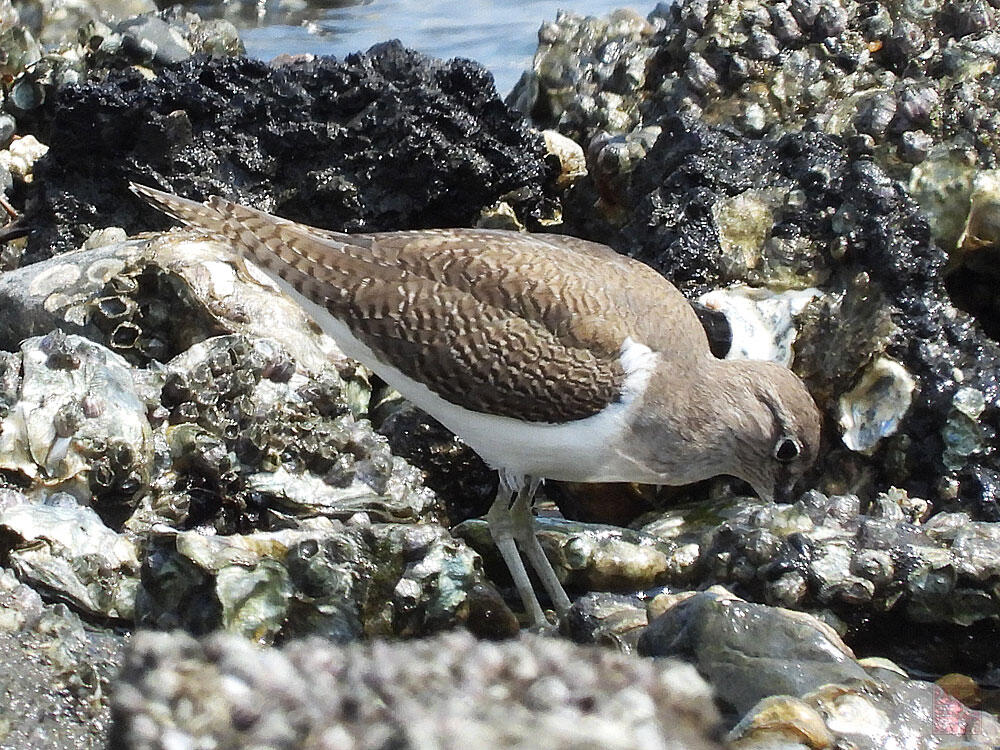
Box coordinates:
[131,184,699,423]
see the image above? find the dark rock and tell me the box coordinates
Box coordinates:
[744,27,780,60]
[637,490,1000,643]
[639,590,871,714]
[374,398,497,526]
[565,591,649,651]
[899,129,934,163]
[25,43,557,263]
[769,5,804,44]
[813,1,848,38]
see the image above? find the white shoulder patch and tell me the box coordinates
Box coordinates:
[619,337,658,405]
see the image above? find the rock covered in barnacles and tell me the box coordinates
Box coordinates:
[631,489,1000,634]
[135,517,498,642]
[0,235,348,373]
[455,512,701,601]
[111,628,723,750]
[0,7,42,81]
[0,564,124,748]
[143,335,434,535]
[15,0,156,48]
[126,332,510,637]
[509,9,658,144]
[573,114,1000,515]
[515,0,1000,185]
[0,491,139,620]
[2,6,241,135]
[0,332,152,520]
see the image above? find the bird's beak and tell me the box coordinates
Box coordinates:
[750,481,774,503]
[773,477,798,504]
[750,477,796,504]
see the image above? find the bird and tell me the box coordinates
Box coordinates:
[131,182,822,628]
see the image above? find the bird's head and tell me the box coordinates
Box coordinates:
[722,360,822,503]
[618,357,821,501]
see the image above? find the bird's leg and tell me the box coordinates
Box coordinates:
[509,477,572,618]
[485,473,547,627]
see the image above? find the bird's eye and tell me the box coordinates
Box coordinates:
[774,437,801,462]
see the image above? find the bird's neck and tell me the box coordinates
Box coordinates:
[619,356,751,485]
[669,357,751,444]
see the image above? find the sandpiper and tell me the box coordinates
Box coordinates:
[132,183,822,628]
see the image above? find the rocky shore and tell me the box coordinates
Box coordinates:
[1,0,1000,747]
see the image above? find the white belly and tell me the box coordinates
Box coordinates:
[248,258,657,481]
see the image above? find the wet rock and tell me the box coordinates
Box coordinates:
[0,8,242,156]
[727,695,834,748]
[640,588,870,715]
[730,676,1000,747]
[0,566,124,748]
[26,44,557,263]
[565,591,649,652]
[641,588,1000,746]
[111,628,724,749]
[456,514,698,602]
[374,399,497,526]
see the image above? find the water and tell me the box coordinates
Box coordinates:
[186,0,638,95]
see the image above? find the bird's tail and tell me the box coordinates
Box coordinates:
[130,182,230,235]
[129,182,364,313]
[130,181,307,272]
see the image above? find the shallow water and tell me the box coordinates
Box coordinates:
[184,0,639,95]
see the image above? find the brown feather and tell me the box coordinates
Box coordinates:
[131,183,707,422]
